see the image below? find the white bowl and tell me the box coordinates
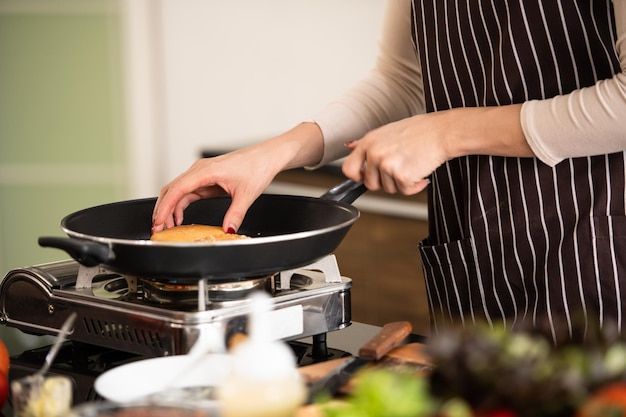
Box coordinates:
[94,353,232,406]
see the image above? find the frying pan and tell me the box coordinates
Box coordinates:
[39,180,367,283]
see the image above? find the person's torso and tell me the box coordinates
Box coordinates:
[411,0,624,336]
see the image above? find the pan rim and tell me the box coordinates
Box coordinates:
[61,216,359,247]
[58,193,360,247]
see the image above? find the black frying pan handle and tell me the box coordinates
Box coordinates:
[320,179,368,204]
[38,237,114,267]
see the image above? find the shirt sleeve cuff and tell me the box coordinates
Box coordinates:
[520,100,564,167]
[305,102,373,169]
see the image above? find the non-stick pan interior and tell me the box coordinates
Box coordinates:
[61,198,156,240]
[61,195,358,241]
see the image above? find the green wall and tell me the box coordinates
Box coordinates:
[0,3,127,271]
[0,1,128,353]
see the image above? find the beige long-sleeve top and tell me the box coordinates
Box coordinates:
[313,0,626,168]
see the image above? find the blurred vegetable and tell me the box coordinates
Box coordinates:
[0,370,8,409]
[426,320,626,417]
[314,320,626,417]
[437,398,474,417]
[576,382,626,417]
[318,368,438,417]
[0,339,9,376]
[0,340,9,409]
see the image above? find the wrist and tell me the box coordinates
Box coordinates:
[273,122,325,170]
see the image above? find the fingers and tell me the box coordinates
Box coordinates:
[342,141,366,182]
[153,184,194,231]
[153,183,239,234]
[221,182,265,233]
[222,199,249,234]
[172,193,203,225]
[151,144,284,235]
[342,139,430,196]
[152,189,182,233]
[152,170,221,233]
[359,164,429,195]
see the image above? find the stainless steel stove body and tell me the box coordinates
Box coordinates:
[0,255,352,357]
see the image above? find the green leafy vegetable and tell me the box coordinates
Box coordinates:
[318,368,438,417]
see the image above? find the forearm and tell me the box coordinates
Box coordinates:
[254,122,325,173]
[441,104,535,160]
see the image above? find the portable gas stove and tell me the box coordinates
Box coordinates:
[0,255,352,358]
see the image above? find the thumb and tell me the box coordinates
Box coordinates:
[342,147,366,181]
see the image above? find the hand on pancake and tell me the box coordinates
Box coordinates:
[152,123,325,234]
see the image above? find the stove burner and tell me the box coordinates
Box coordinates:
[90,272,316,309]
[139,276,273,306]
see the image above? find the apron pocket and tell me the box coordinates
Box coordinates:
[419,237,478,329]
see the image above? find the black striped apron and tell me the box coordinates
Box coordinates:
[412,0,623,339]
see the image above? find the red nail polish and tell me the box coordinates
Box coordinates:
[227,227,236,234]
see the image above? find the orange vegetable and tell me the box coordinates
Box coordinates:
[577,383,626,417]
[0,339,9,376]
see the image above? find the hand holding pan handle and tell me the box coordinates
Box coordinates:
[38,237,114,266]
